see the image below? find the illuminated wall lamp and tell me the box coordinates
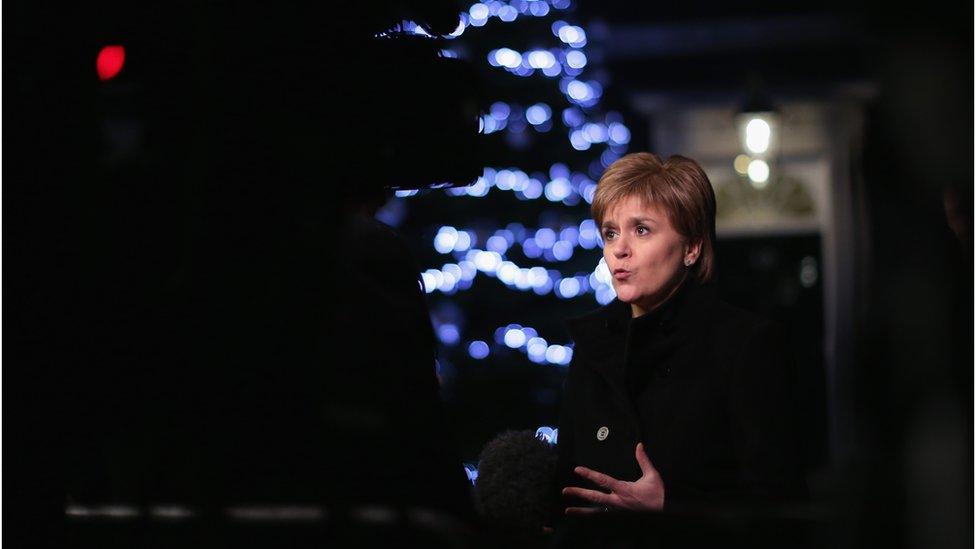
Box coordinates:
[734,85,779,189]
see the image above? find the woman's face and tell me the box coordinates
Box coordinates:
[600,195,698,317]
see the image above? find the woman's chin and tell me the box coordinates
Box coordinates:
[614,290,639,304]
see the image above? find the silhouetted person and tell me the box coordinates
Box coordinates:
[320,192,476,518]
[7,2,478,547]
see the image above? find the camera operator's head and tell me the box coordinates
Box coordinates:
[125,2,481,220]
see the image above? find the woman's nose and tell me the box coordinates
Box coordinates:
[612,239,630,258]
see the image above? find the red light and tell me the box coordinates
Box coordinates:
[97,45,125,81]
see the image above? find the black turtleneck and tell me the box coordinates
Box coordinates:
[621,278,693,402]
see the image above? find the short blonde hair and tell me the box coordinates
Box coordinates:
[592,152,717,282]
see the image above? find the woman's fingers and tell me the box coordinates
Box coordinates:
[565,506,605,515]
[562,486,613,505]
[635,442,656,476]
[574,466,618,490]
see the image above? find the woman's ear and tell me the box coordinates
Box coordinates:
[683,239,702,267]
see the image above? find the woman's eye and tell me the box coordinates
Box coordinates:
[636,226,649,235]
[603,230,616,239]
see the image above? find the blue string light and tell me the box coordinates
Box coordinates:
[498,4,518,22]
[562,107,584,128]
[486,46,588,79]
[468,340,491,359]
[529,1,550,16]
[468,0,568,31]
[535,426,559,444]
[388,19,469,40]
[420,255,616,303]
[469,3,490,26]
[462,424,559,485]
[436,223,585,262]
[565,50,587,69]
[410,165,601,204]
[525,103,552,125]
[464,463,479,484]
[437,324,461,345]
[569,129,590,151]
[473,97,630,149]
[474,323,574,366]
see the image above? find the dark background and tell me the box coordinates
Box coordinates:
[5,1,972,547]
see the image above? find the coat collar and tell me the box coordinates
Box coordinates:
[567,278,718,366]
[564,279,719,422]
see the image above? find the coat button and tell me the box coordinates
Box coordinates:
[596,426,610,441]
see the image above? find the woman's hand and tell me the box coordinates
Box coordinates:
[562,443,665,514]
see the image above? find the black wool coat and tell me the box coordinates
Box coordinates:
[556,280,807,510]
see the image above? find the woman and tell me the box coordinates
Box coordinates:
[557,153,806,520]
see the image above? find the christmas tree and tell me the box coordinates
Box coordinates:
[377,0,633,478]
